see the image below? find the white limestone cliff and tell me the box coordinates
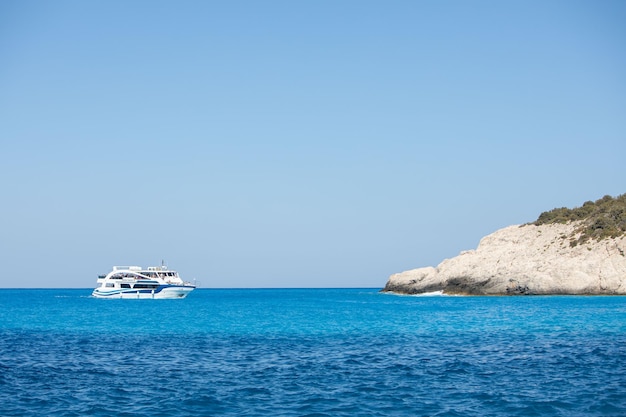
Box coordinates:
[382,222,626,295]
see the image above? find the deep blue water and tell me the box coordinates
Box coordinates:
[1,289,625,416]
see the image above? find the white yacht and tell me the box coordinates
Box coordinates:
[92,264,196,299]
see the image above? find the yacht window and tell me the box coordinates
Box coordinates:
[135,284,158,289]
[121,284,131,288]
[106,283,114,288]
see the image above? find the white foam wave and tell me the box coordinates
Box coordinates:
[411,290,445,297]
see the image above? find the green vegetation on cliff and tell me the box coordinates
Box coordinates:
[533,194,626,246]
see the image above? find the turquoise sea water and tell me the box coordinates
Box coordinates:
[1,288,625,416]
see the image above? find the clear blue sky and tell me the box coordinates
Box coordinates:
[1,0,624,288]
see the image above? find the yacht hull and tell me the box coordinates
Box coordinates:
[92,285,195,299]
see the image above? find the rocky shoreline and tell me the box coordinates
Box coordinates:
[382,222,626,295]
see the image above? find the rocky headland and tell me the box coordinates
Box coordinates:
[382,194,626,295]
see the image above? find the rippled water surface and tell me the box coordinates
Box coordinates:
[1,289,625,416]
